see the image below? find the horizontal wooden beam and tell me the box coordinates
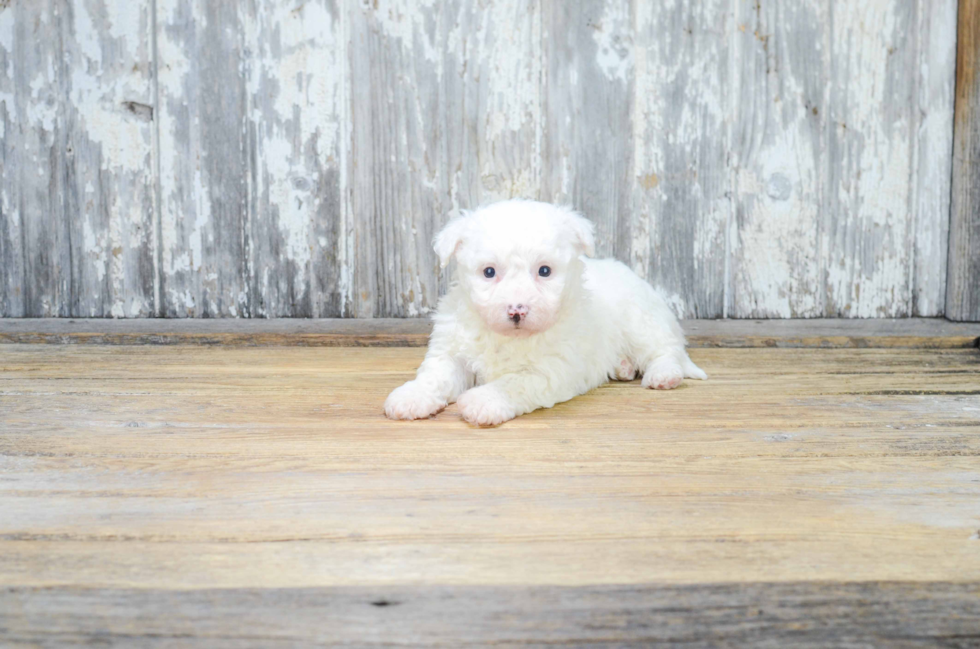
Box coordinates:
[0,318,978,349]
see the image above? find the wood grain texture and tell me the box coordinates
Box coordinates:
[542,0,633,269]
[156,0,252,317]
[246,0,346,318]
[913,0,958,316]
[348,0,444,318]
[822,1,918,318]
[0,344,979,642]
[3,583,979,647]
[729,0,826,318]
[0,1,67,317]
[349,0,542,317]
[0,0,963,319]
[0,0,157,317]
[156,0,347,318]
[730,0,957,318]
[632,0,730,318]
[948,0,980,322]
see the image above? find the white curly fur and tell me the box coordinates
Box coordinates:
[384,200,707,426]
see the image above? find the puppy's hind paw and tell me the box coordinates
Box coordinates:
[384,381,446,420]
[612,358,637,381]
[641,359,684,390]
[456,385,517,426]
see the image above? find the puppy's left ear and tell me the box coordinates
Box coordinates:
[562,208,596,257]
[433,212,470,268]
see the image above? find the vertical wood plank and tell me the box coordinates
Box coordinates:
[348,0,542,317]
[447,0,544,208]
[156,0,251,317]
[1,1,71,317]
[542,0,633,267]
[0,2,39,317]
[821,1,919,317]
[911,0,957,316]
[632,0,731,318]
[347,0,446,318]
[948,0,980,321]
[729,0,827,318]
[64,0,157,317]
[0,0,155,318]
[245,0,346,317]
[729,0,955,319]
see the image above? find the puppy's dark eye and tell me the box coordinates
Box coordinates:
[538,266,551,277]
[483,267,495,279]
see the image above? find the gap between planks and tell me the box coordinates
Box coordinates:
[0,318,978,348]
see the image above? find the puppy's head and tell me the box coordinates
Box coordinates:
[434,200,595,337]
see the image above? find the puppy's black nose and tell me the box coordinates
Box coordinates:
[507,304,528,325]
[510,313,522,324]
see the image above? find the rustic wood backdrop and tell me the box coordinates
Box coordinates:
[1,0,975,319]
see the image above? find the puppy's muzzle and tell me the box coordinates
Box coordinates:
[507,304,529,325]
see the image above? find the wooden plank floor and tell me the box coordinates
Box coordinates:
[2,343,980,646]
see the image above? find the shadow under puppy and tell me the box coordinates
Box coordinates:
[385,199,707,426]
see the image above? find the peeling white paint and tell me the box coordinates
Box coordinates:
[632,0,730,315]
[337,0,354,317]
[911,0,957,316]
[155,0,194,291]
[6,1,158,317]
[592,0,632,83]
[371,0,442,69]
[482,1,542,202]
[264,135,311,269]
[70,67,151,173]
[735,126,822,318]
[73,1,105,67]
[2,0,960,319]
[255,1,341,156]
[243,0,346,315]
[630,1,656,279]
[29,70,58,132]
[82,219,107,283]
[67,1,154,174]
[658,290,688,320]
[824,0,914,317]
[105,1,145,43]
[0,7,14,55]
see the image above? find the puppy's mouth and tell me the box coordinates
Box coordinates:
[491,307,550,337]
[499,316,538,337]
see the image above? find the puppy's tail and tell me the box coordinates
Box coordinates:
[681,354,708,381]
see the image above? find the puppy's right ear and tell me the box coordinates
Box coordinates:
[433,213,469,268]
[561,208,596,258]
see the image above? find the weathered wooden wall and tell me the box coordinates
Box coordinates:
[949,0,980,322]
[0,0,962,319]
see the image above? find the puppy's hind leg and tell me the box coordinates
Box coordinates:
[638,351,707,390]
[610,357,638,382]
[625,296,707,391]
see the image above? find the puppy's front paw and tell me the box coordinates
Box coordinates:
[642,359,684,390]
[384,381,446,420]
[456,385,517,426]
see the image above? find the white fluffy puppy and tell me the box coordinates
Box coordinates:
[385,199,706,426]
